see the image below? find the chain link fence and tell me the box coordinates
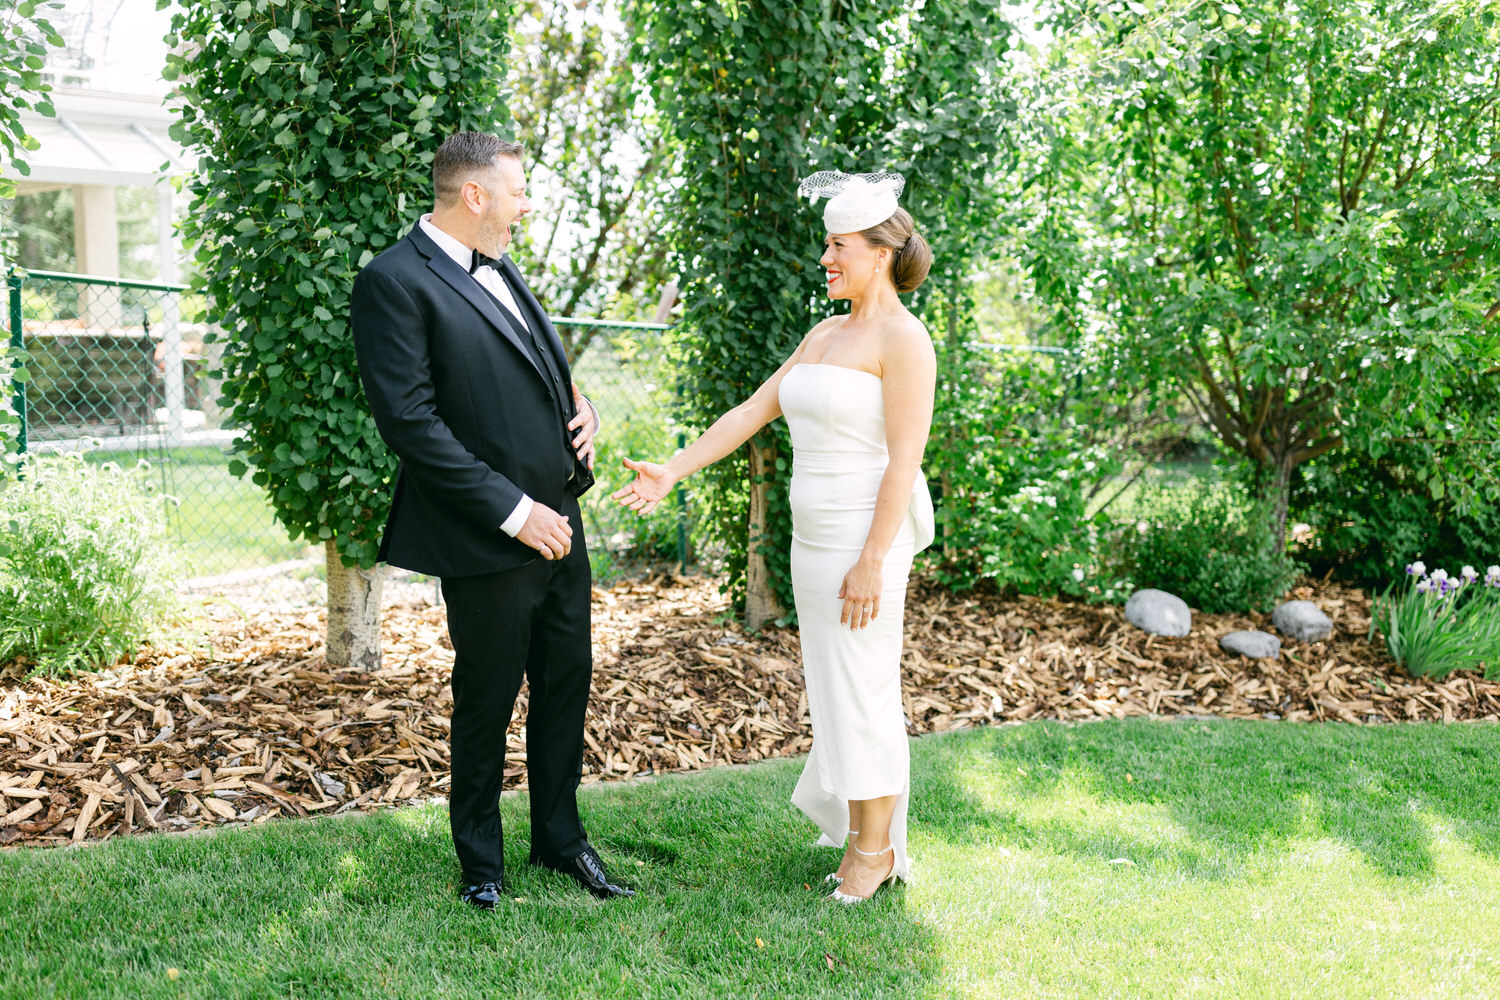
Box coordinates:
[4,269,697,599]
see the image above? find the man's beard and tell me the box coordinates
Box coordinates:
[479,206,515,256]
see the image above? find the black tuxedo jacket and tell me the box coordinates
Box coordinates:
[351,224,593,579]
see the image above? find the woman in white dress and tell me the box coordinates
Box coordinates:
[612,172,935,904]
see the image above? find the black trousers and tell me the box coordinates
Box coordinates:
[440,504,592,884]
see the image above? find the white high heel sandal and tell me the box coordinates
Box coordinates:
[830,842,897,904]
[824,829,859,885]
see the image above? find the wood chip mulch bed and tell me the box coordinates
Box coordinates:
[2,576,1497,849]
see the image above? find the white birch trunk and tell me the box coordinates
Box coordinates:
[745,442,787,630]
[325,540,385,670]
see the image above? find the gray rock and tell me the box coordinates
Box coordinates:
[1220,629,1281,659]
[1272,600,1334,643]
[1124,589,1192,637]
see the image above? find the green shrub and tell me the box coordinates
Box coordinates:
[0,453,175,677]
[1127,482,1302,613]
[926,344,1127,601]
[1292,449,1500,589]
[1370,563,1500,679]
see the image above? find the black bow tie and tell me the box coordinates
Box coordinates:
[470,249,504,274]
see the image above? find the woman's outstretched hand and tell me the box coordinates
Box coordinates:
[612,457,676,515]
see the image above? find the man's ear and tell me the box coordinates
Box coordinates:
[462,179,485,214]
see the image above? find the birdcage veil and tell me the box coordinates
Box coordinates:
[797,170,905,201]
[797,171,906,232]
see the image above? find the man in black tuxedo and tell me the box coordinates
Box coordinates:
[351,132,632,907]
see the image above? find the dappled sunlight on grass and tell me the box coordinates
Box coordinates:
[389,801,448,838]
[898,721,1500,999]
[4,721,1499,999]
[256,916,292,949]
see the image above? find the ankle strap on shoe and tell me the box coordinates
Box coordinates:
[851,843,893,857]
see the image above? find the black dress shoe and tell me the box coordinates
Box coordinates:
[542,846,635,899]
[461,880,502,910]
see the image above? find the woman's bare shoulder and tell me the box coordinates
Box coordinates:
[880,311,935,362]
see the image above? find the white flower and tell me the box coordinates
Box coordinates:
[1072,567,1085,582]
[1462,565,1478,583]
[1431,568,1449,584]
[1410,560,1427,576]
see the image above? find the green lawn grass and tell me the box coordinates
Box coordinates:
[5,719,1499,999]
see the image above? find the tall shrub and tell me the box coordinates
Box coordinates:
[0,0,62,257]
[164,0,512,667]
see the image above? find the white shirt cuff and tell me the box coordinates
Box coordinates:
[500,494,534,536]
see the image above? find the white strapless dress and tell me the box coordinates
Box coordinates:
[778,363,934,883]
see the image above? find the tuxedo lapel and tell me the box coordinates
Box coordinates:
[498,257,591,495]
[500,256,572,381]
[405,227,547,384]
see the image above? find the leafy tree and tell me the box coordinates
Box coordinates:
[0,0,63,469]
[507,0,672,347]
[1025,0,1500,547]
[630,0,1015,626]
[0,0,61,234]
[164,0,511,667]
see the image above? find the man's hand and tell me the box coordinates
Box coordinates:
[569,384,598,470]
[611,457,675,515]
[515,502,573,560]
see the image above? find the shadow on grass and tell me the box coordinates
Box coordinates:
[912,718,1500,880]
[16,719,1495,997]
[0,762,944,999]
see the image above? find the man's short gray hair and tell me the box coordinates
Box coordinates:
[433,132,523,203]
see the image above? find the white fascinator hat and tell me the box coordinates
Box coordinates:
[797,170,906,233]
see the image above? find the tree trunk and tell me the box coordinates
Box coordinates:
[939,298,962,548]
[325,540,385,671]
[1256,459,1294,553]
[745,440,787,630]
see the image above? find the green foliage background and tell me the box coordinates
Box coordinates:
[1292,362,1500,584]
[507,0,672,336]
[162,0,513,568]
[0,0,61,211]
[1128,481,1303,614]
[0,0,62,469]
[1022,0,1500,546]
[630,0,1015,615]
[924,344,1129,601]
